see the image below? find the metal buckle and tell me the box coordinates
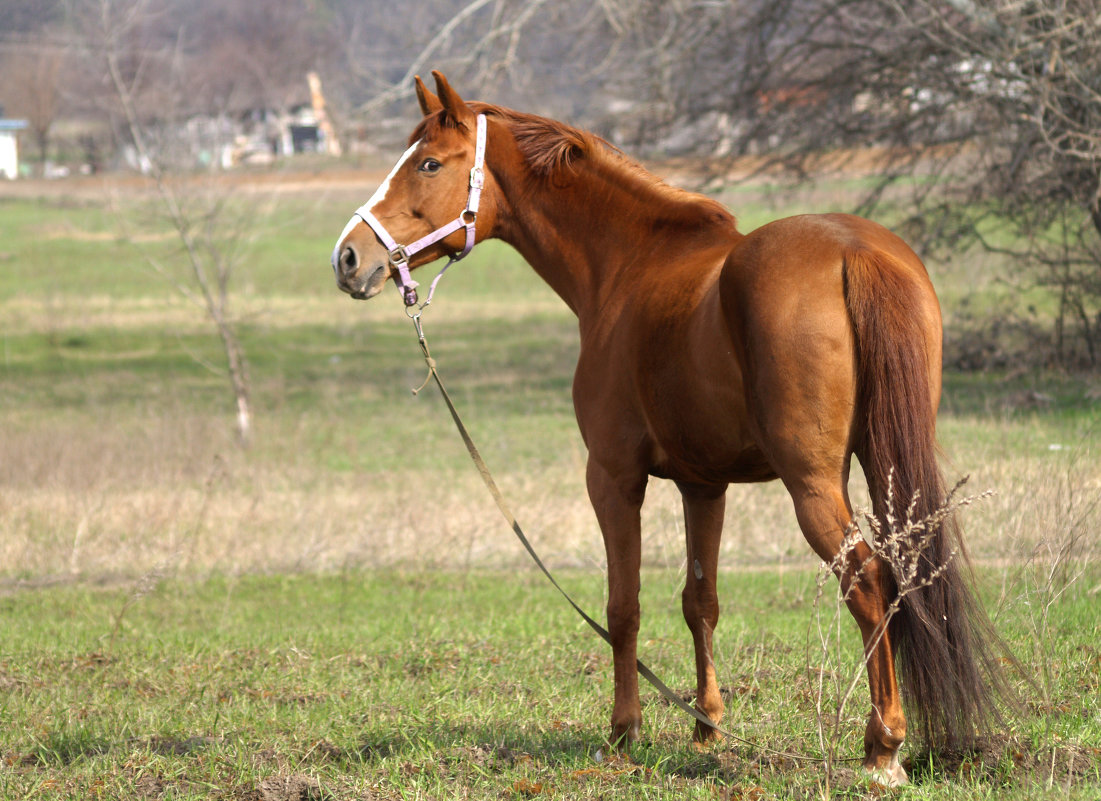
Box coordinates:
[388,244,410,266]
[469,166,485,190]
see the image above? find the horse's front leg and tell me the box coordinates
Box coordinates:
[677,481,728,744]
[586,457,647,749]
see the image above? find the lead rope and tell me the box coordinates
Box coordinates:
[408,311,839,765]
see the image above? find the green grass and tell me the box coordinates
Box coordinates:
[1,568,1098,799]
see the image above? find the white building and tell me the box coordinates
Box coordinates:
[0,117,29,179]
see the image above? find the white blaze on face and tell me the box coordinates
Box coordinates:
[331,140,422,273]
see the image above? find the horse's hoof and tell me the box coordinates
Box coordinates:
[608,721,640,751]
[692,722,724,747]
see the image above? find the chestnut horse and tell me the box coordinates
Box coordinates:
[330,72,1005,785]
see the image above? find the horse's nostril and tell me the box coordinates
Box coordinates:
[340,244,358,276]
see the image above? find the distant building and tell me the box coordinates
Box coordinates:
[141,103,327,172]
[0,106,29,179]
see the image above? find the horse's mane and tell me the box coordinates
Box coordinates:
[474,103,589,176]
[412,103,736,227]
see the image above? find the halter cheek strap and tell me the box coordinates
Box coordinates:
[354,113,488,308]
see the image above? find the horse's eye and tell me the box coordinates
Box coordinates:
[419,158,442,174]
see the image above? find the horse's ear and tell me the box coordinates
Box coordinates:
[432,70,475,128]
[414,75,442,116]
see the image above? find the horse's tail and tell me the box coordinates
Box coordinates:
[843,245,1008,749]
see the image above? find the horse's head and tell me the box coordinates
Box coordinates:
[331,71,496,304]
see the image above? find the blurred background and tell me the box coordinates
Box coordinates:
[3,0,1101,365]
[0,0,1097,582]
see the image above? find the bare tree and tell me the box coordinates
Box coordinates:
[333,0,622,124]
[819,0,1101,367]
[72,0,257,444]
[179,0,336,117]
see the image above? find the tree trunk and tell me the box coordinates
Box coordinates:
[218,320,252,447]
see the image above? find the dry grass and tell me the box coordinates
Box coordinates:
[1,401,1096,589]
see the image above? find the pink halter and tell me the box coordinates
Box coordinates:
[355,113,488,307]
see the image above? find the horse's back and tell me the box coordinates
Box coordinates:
[724,213,930,287]
[720,212,938,358]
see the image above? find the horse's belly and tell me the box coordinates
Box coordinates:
[650,440,777,485]
[644,385,775,485]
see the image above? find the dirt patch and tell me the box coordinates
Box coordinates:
[257,773,326,801]
[0,142,935,205]
[144,736,219,757]
[133,771,166,798]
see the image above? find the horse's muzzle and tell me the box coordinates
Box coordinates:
[337,263,388,300]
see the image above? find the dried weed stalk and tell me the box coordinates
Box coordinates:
[810,471,993,788]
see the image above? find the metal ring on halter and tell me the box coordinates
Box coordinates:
[388,245,410,267]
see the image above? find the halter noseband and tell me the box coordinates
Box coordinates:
[351,113,487,308]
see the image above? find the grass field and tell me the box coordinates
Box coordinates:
[1,569,1098,799]
[1,171,1099,799]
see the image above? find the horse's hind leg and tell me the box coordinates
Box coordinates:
[722,251,908,784]
[677,481,728,743]
[787,477,909,786]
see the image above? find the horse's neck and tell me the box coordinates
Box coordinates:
[496,157,736,322]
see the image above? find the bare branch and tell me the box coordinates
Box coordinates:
[352,0,498,114]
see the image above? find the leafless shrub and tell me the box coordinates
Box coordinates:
[809,473,993,789]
